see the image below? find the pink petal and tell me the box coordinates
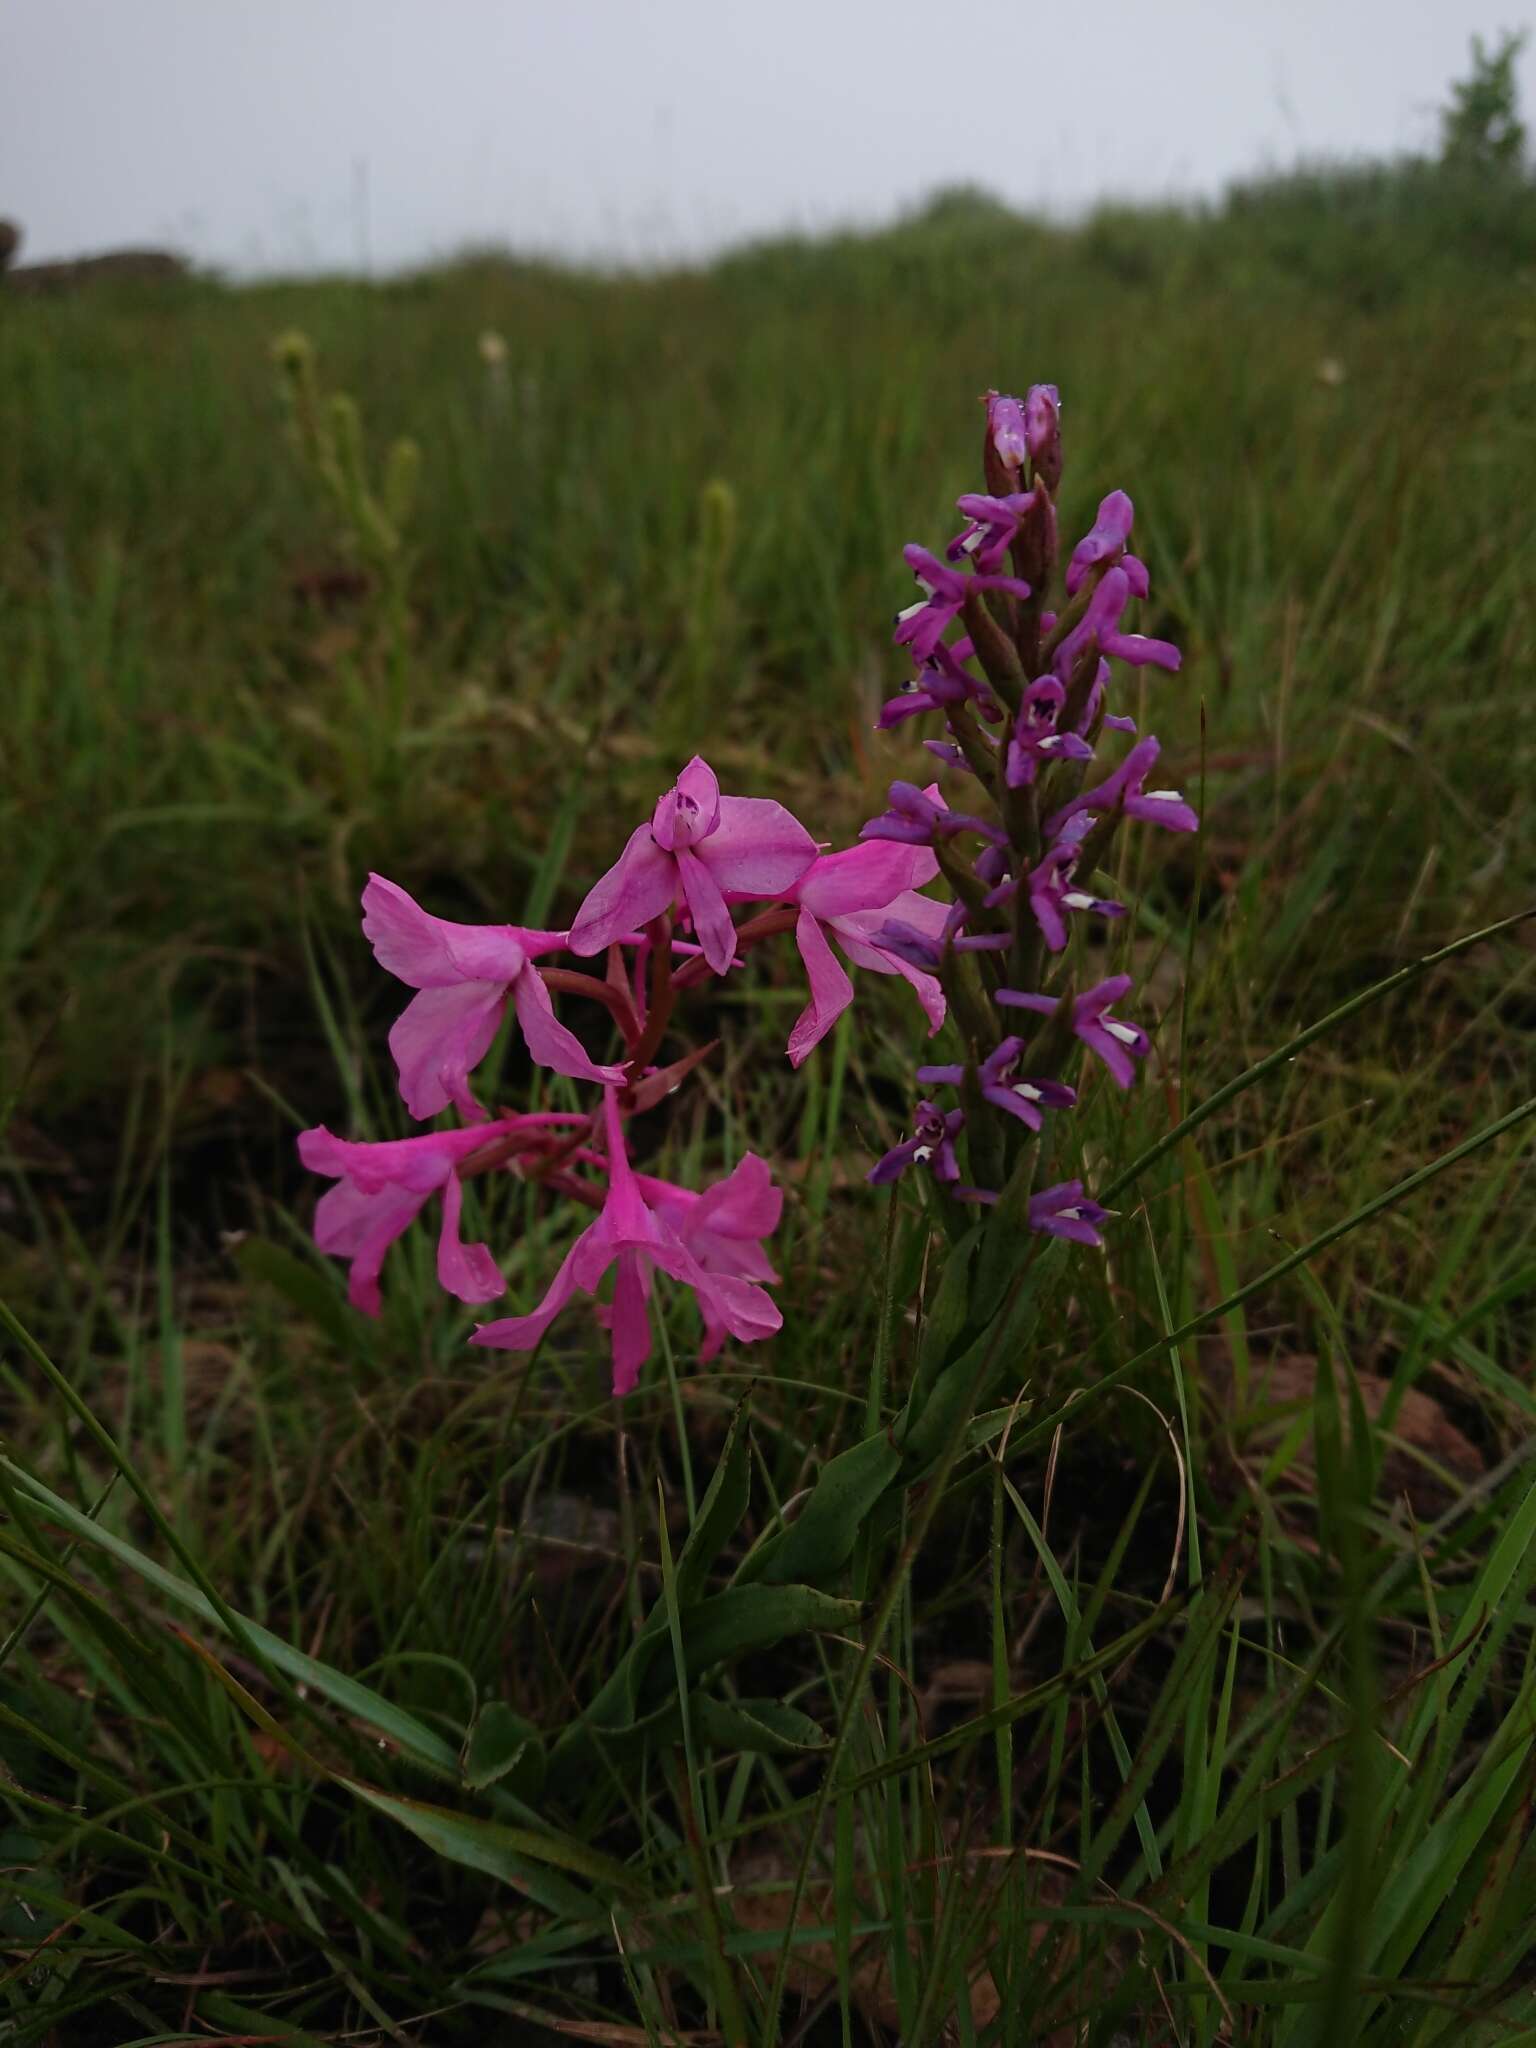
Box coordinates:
[787,907,855,1068]
[388,982,506,1122]
[828,906,946,1034]
[888,954,947,1034]
[792,840,939,918]
[691,1268,782,1348]
[677,846,739,977]
[471,1221,597,1351]
[690,1152,783,1244]
[362,873,532,988]
[314,1180,428,1317]
[700,796,818,897]
[568,826,677,957]
[608,1248,653,1397]
[832,887,949,974]
[298,1120,498,1193]
[511,969,626,1086]
[435,1171,506,1304]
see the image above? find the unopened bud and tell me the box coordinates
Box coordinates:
[1025,383,1062,494]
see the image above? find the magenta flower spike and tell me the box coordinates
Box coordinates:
[298,1119,524,1314]
[1046,734,1199,839]
[893,544,1030,665]
[917,1038,1077,1131]
[784,840,947,1065]
[1029,1179,1113,1247]
[997,973,1150,1088]
[361,875,624,1122]
[473,1092,781,1395]
[568,756,817,978]
[868,1099,965,1186]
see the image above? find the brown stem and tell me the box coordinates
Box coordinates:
[624,912,679,1078]
[537,966,642,1047]
[669,905,799,994]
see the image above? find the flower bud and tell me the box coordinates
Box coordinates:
[1025,384,1062,494]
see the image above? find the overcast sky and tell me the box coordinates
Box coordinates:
[4,1,1532,274]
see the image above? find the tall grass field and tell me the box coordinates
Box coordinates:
[2,143,1536,2044]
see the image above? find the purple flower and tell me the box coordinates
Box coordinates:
[917,1038,1077,1131]
[893,545,1030,665]
[997,974,1150,1089]
[946,490,1037,573]
[860,780,1006,850]
[1046,735,1199,839]
[1065,490,1150,600]
[1029,1179,1112,1248]
[1004,677,1096,788]
[569,756,818,978]
[878,640,994,731]
[985,390,1029,476]
[1023,845,1127,953]
[1053,567,1181,682]
[868,1100,964,1186]
[1025,383,1063,492]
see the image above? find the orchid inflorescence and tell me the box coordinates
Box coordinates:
[299,384,1193,1394]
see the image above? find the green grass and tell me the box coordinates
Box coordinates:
[2,170,1536,2042]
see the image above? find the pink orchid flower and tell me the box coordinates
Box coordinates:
[782,840,947,1066]
[635,1154,782,1363]
[362,874,624,1122]
[472,1093,781,1395]
[298,1117,557,1315]
[568,756,817,979]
